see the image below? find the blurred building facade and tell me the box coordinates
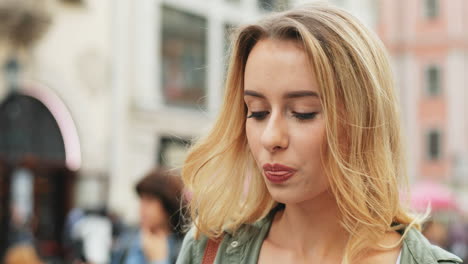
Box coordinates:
[378,0,468,212]
[0,0,110,259]
[0,0,111,205]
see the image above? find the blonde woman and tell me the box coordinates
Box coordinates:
[177,3,463,264]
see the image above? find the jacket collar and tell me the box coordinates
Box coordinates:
[402,227,462,263]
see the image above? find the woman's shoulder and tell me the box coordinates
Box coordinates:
[176,227,207,264]
[176,215,274,264]
[401,227,463,264]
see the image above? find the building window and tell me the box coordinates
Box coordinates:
[161,6,207,108]
[258,0,290,12]
[424,0,439,19]
[427,130,441,160]
[426,66,441,96]
[158,136,191,168]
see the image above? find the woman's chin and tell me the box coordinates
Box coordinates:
[268,186,333,206]
[268,189,306,205]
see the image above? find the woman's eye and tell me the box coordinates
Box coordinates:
[293,112,318,120]
[247,111,269,120]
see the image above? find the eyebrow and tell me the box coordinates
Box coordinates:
[244,90,320,99]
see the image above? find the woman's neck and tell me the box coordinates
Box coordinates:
[269,190,348,260]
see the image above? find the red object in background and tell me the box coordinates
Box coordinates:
[411,181,458,212]
[39,240,60,257]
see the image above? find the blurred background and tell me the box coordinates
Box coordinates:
[0,0,466,263]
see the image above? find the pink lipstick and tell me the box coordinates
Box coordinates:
[263,163,296,184]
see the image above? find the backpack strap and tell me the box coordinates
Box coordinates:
[201,238,221,264]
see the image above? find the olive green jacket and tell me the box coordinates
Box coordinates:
[176,211,463,264]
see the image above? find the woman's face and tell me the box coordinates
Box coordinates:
[244,38,329,204]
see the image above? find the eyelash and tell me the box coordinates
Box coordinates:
[247,111,269,120]
[247,111,318,121]
[294,112,318,120]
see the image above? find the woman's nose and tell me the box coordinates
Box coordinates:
[260,114,289,152]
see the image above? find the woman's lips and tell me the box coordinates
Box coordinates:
[263,163,296,183]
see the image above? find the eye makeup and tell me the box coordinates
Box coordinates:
[247,111,269,120]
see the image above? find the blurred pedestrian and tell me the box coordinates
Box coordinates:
[3,244,43,264]
[448,218,468,262]
[63,207,85,262]
[111,168,185,264]
[176,3,462,264]
[71,207,113,264]
[423,220,449,248]
[7,206,35,246]
[7,167,35,247]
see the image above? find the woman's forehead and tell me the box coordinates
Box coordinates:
[244,39,320,96]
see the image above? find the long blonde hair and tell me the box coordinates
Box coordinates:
[182,3,419,263]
